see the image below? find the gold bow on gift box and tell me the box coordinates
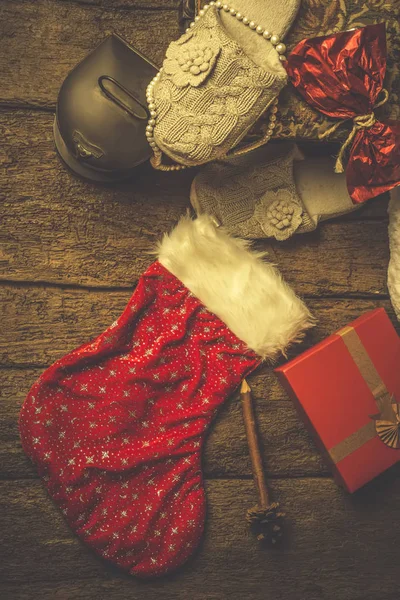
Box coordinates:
[372,393,400,450]
[329,326,400,465]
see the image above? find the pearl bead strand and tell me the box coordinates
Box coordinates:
[146,70,186,171]
[197,2,287,62]
[146,1,285,170]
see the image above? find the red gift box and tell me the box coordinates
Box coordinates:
[275,309,400,492]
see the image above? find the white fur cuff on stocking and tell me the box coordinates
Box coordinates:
[158,215,314,360]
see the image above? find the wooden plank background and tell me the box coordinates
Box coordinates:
[0,1,399,599]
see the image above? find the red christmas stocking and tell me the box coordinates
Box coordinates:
[19,216,312,577]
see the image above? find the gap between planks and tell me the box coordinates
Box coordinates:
[35,0,180,13]
[0,278,391,298]
[0,473,334,483]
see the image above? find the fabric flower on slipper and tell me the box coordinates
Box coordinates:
[163,35,221,88]
[254,189,303,241]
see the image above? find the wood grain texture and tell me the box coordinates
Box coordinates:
[0,0,180,109]
[1,293,398,480]
[1,365,327,480]
[1,1,399,597]
[1,0,398,145]
[66,0,180,7]
[1,477,400,600]
[0,110,390,293]
[1,287,397,367]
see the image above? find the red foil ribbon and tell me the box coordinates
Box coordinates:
[286,23,400,204]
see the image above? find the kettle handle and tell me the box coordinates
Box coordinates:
[98,75,148,120]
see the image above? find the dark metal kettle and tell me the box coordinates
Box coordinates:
[54,33,158,182]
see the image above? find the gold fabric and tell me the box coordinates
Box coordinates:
[248,0,400,141]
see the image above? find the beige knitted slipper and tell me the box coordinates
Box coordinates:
[190,143,361,241]
[219,0,300,70]
[147,1,301,169]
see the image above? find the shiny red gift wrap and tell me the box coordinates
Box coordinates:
[275,309,400,493]
[286,23,400,204]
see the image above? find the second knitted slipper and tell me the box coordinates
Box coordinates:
[388,186,400,320]
[148,1,301,169]
[190,143,361,241]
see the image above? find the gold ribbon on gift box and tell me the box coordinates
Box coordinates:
[328,326,400,465]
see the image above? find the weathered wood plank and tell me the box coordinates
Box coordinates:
[1,367,327,480]
[1,295,398,479]
[1,108,390,219]
[1,287,396,367]
[1,0,398,146]
[0,403,327,481]
[1,3,397,599]
[0,0,180,109]
[0,111,390,294]
[64,0,180,8]
[3,206,389,295]
[2,585,396,600]
[1,477,399,600]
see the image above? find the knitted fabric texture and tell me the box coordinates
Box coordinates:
[152,6,287,167]
[190,144,316,240]
[388,187,400,320]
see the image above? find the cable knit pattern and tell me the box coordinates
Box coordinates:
[152,6,287,167]
[190,144,316,240]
